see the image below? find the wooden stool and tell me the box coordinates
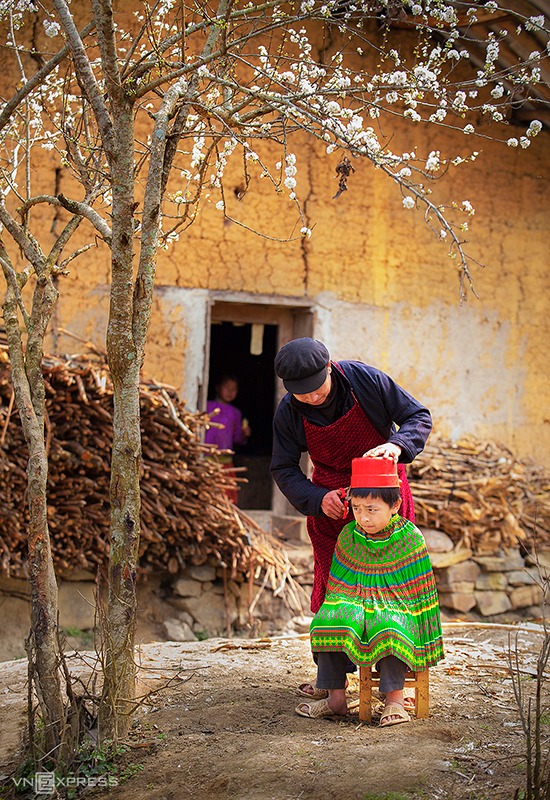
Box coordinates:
[359,665,429,722]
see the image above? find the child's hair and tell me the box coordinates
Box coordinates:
[350,486,401,506]
[216,373,239,390]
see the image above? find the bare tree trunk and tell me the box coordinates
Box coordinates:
[99,100,142,741]
[2,272,65,762]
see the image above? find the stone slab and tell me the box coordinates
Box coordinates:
[430,549,473,569]
[180,590,238,633]
[163,617,197,641]
[475,572,508,591]
[474,551,525,572]
[172,578,202,598]
[474,590,512,616]
[506,569,538,586]
[437,591,477,613]
[422,528,454,553]
[187,565,217,582]
[445,560,481,584]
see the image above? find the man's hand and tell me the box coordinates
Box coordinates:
[364,443,402,462]
[321,489,346,519]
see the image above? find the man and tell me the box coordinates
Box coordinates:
[270,337,432,615]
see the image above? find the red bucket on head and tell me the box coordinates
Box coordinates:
[350,457,399,488]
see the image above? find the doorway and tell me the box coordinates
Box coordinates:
[207,321,277,509]
[206,299,314,512]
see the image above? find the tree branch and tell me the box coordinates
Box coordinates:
[56,194,112,244]
[52,0,115,158]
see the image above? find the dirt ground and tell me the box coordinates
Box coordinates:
[0,621,547,800]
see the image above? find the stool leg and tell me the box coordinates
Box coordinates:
[415,670,429,719]
[359,666,373,723]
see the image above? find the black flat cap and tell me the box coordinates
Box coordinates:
[274,338,330,394]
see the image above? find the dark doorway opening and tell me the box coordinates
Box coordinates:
[207,321,277,509]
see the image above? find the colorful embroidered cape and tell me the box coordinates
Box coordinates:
[310,515,444,670]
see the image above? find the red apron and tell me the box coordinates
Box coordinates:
[304,397,414,612]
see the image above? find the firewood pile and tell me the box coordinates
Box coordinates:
[0,338,307,612]
[408,433,550,554]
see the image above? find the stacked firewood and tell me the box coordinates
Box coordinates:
[408,433,550,554]
[0,341,306,612]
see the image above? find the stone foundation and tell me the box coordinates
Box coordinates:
[424,529,545,618]
[0,531,544,661]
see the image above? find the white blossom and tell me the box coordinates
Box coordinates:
[425,151,440,171]
[527,120,542,137]
[462,200,475,215]
[463,124,475,134]
[215,200,224,211]
[506,137,519,147]
[525,14,545,31]
[43,19,61,37]
[402,196,415,209]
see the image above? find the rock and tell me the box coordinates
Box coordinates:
[187,565,217,582]
[509,586,533,610]
[172,578,202,598]
[474,590,512,616]
[180,590,237,634]
[437,591,477,613]
[422,528,454,553]
[165,600,195,627]
[474,551,525,572]
[163,617,197,641]
[436,560,480,592]
[506,569,538,586]
[289,615,313,634]
[436,581,475,594]
[58,581,96,631]
[475,572,508,591]
[430,549,473,569]
[525,550,550,570]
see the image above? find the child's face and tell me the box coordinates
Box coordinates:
[351,494,400,534]
[219,379,238,403]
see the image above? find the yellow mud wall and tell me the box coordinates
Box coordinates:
[1,10,549,465]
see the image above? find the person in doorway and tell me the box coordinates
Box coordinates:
[270,337,431,697]
[205,374,251,504]
[296,456,444,726]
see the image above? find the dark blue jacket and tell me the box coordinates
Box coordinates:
[270,360,432,517]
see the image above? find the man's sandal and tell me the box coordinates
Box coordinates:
[295,698,347,719]
[296,678,351,700]
[376,691,415,713]
[379,703,410,727]
[296,683,329,700]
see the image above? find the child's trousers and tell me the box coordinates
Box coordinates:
[315,652,407,693]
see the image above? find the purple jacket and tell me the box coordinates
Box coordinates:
[205,401,247,451]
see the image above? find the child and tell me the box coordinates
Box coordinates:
[205,375,251,503]
[296,456,444,727]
